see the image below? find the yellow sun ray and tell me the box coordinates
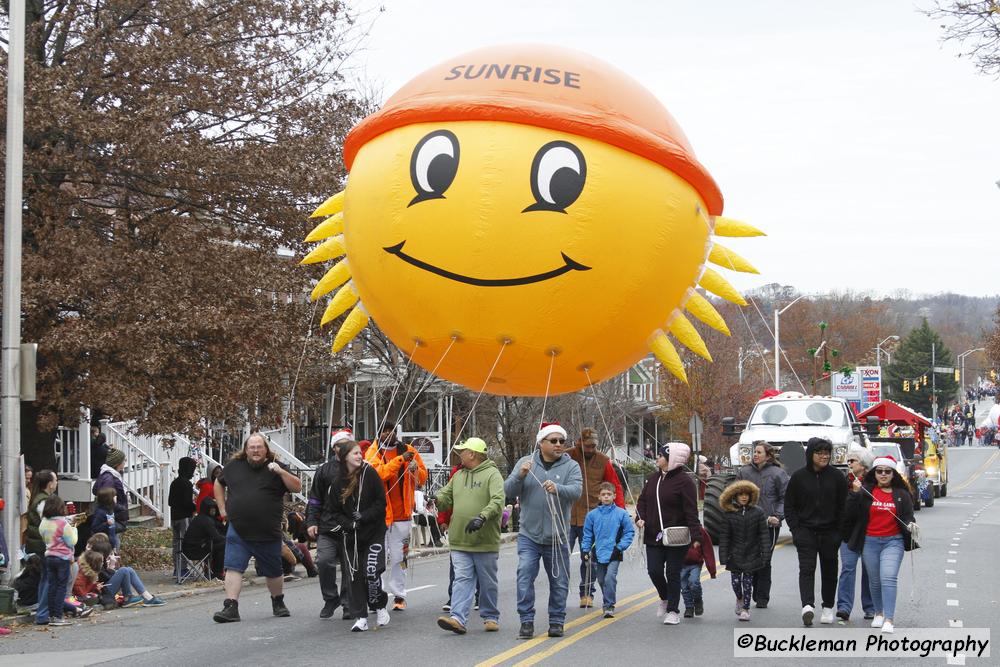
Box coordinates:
[304,212,345,243]
[332,304,369,353]
[684,290,731,336]
[310,259,351,301]
[300,234,346,265]
[649,330,687,383]
[713,216,765,238]
[320,282,359,326]
[708,243,759,274]
[310,190,345,219]
[668,313,712,362]
[699,267,747,306]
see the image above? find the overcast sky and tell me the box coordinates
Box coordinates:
[343,1,1000,298]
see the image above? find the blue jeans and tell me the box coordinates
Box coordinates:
[862,535,904,620]
[569,525,595,597]
[106,566,147,598]
[837,542,874,616]
[449,550,499,627]
[35,563,50,623]
[680,563,703,609]
[44,557,72,620]
[593,560,620,610]
[516,535,570,625]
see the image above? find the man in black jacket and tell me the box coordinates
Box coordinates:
[784,437,847,627]
[306,428,354,620]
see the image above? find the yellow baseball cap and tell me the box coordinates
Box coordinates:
[454,437,488,454]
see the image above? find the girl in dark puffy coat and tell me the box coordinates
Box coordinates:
[718,480,770,622]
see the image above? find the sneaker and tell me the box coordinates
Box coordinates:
[820,607,835,624]
[656,600,668,617]
[663,611,680,625]
[603,608,615,619]
[484,620,499,632]
[881,620,894,634]
[836,610,849,622]
[871,614,885,629]
[579,595,593,608]
[518,621,534,640]
[739,609,751,622]
[48,618,73,627]
[78,606,95,618]
[754,601,768,609]
[283,574,300,582]
[123,595,144,608]
[320,601,337,619]
[442,601,452,612]
[801,605,814,627]
[683,608,694,618]
[307,569,319,578]
[863,612,876,620]
[548,624,564,637]
[393,597,406,611]
[213,598,240,623]
[376,607,390,627]
[437,615,466,634]
[142,597,166,607]
[342,610,354,621]
[272,595,291,617]
[694,600,704,615]
[351,617,369,632]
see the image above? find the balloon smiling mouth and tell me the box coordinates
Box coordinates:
[383,241,591,287]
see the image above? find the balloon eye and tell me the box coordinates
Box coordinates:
[409,130,460,206]
[523,141,586,213]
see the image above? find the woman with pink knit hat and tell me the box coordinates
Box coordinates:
[635,443,702,626]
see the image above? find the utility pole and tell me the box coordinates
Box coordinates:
[2,0,26,582]
[931,343,937,422]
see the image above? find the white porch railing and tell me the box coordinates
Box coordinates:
[260,427,310,502]
[54,426,82,476]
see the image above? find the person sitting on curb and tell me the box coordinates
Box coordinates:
[434,437,506,635]
[74,549,166,609]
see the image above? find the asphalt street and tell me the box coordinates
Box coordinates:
[1,446,997,667]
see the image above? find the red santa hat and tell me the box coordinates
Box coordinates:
[536,422,567,444]
[330,428,353,447]
[872,455,897,471]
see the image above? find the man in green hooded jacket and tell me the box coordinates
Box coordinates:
[434,437,505,634]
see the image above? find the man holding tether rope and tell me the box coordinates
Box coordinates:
[504,422,583,640]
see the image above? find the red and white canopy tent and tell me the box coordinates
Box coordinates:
[856,399,932,442]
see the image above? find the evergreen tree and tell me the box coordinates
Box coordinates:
[885,319,958,418]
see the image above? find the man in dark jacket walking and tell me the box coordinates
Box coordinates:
[305,428,354,620]
[784,437,847,627]
[736,441,789,608]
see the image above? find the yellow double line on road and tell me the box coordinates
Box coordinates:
[478,541,788,667]
[950,449,999,494]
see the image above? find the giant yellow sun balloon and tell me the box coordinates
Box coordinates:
[303,44,763,396]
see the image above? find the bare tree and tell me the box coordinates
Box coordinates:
[925,1,1000,76]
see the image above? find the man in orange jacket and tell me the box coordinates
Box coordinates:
[365,422,428,611]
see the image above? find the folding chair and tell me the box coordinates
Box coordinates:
[176,550,212,584]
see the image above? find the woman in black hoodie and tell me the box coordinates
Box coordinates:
[327,440,389,633]
[784,437,847,627]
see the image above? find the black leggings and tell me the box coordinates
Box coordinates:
[731,571,754,610]
[645,544,688,613]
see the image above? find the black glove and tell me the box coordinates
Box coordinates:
[580,551,590,563]
[352,510,362,522]
[465,516,485,533]
[611,547,623,562]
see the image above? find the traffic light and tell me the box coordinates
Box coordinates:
[922,374,928,385]
[903,380,910,392]
[954,369,960,382]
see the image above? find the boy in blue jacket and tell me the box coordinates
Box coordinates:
[581,482,635,618]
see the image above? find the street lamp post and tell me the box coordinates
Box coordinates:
[957,348,985,398]
[876,335,899,368]
[774,295,806,391]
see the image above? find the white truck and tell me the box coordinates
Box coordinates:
[704,391,871,542]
